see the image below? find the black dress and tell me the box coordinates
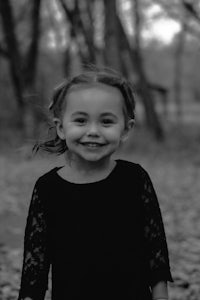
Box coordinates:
[18,159,173,300]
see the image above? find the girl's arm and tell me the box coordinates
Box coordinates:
[18,180,51,300]
[152,280,168,300]
[140,167,173,294]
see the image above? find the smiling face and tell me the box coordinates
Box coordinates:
[55,83,133,166]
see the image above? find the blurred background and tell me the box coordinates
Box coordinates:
[0,0,200,299]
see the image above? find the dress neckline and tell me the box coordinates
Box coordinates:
[54,159,120,186]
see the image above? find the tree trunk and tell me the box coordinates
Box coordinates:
[78,0,96,64]
[103,0,122,71]
[173,11,187,122]
[0,0,25,128]
[0,0,42,136]
[23,0,42,138]
[24,0,41,86]
[59,0,96,67]
[115,1,164,139]
[132,0,164,140]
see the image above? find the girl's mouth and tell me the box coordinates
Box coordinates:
[80,142,106,148]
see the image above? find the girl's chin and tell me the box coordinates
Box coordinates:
[72,151,110,163]
[78,152,117,164]
[68,146,117,163]
[79,155,106,162]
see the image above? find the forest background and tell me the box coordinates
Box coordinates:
[1,0,200,299]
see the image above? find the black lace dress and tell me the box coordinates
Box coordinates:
[18,160,173,300]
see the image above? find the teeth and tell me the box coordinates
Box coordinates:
[83,143,102,147]
[86,143,99,147]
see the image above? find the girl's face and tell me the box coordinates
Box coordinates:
[55,83,133,165]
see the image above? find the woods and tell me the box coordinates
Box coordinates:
[1,0,200,141]
[1,1,200,299]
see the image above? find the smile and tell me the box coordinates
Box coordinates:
[80,142,106,148]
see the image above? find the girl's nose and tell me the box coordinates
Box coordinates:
[86,123,100,136]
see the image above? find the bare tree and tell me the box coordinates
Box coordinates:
[103,0,122,71]
[131,0,164,139]
[173,8,187,121]
[59,0,96,68]
[0,0,24,117]
[0,0,42,136]
[153,0,200,40]
[153,0,200,121]
[57,0,164,138]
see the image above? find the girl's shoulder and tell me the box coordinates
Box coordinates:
[116,159,146,174]
[34,166,63,188]
[116,159,151,182]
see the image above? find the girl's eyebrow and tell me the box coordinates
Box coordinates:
[71,111,88,116]
[100,112,118,118]
[71,112,117,118]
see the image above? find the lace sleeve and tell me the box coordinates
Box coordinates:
[18,180,51,300]
[140,167,173,287]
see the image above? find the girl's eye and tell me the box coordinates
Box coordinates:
[74,118,87,125]
[101,119,115,126]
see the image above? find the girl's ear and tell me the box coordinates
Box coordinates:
[121,119,135,142]
[53,118,65,140]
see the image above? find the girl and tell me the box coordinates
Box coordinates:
[18,66,173,300]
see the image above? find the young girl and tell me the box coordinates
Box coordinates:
[18,67,173,300]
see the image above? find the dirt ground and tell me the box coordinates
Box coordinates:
[1,124,200,300]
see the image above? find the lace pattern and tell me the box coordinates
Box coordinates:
[18,182,50,300]
[141,167,173,286]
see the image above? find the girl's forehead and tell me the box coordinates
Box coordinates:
[67,82,122,97]
[64,83,125,114]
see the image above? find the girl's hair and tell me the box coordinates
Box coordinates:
[33,65,136,155]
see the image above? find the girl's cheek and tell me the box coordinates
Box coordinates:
[66,126,85,137]
[103,127,123,139]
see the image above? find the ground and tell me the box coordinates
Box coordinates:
[1,124,200,300]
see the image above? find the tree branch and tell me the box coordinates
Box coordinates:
[24,0,42,85]
[59,0,76,37]
[0,0,24,106]
[0,43,9,58]
[182,0,200,22]
[153,0,200,42]
[59,0,93,63]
